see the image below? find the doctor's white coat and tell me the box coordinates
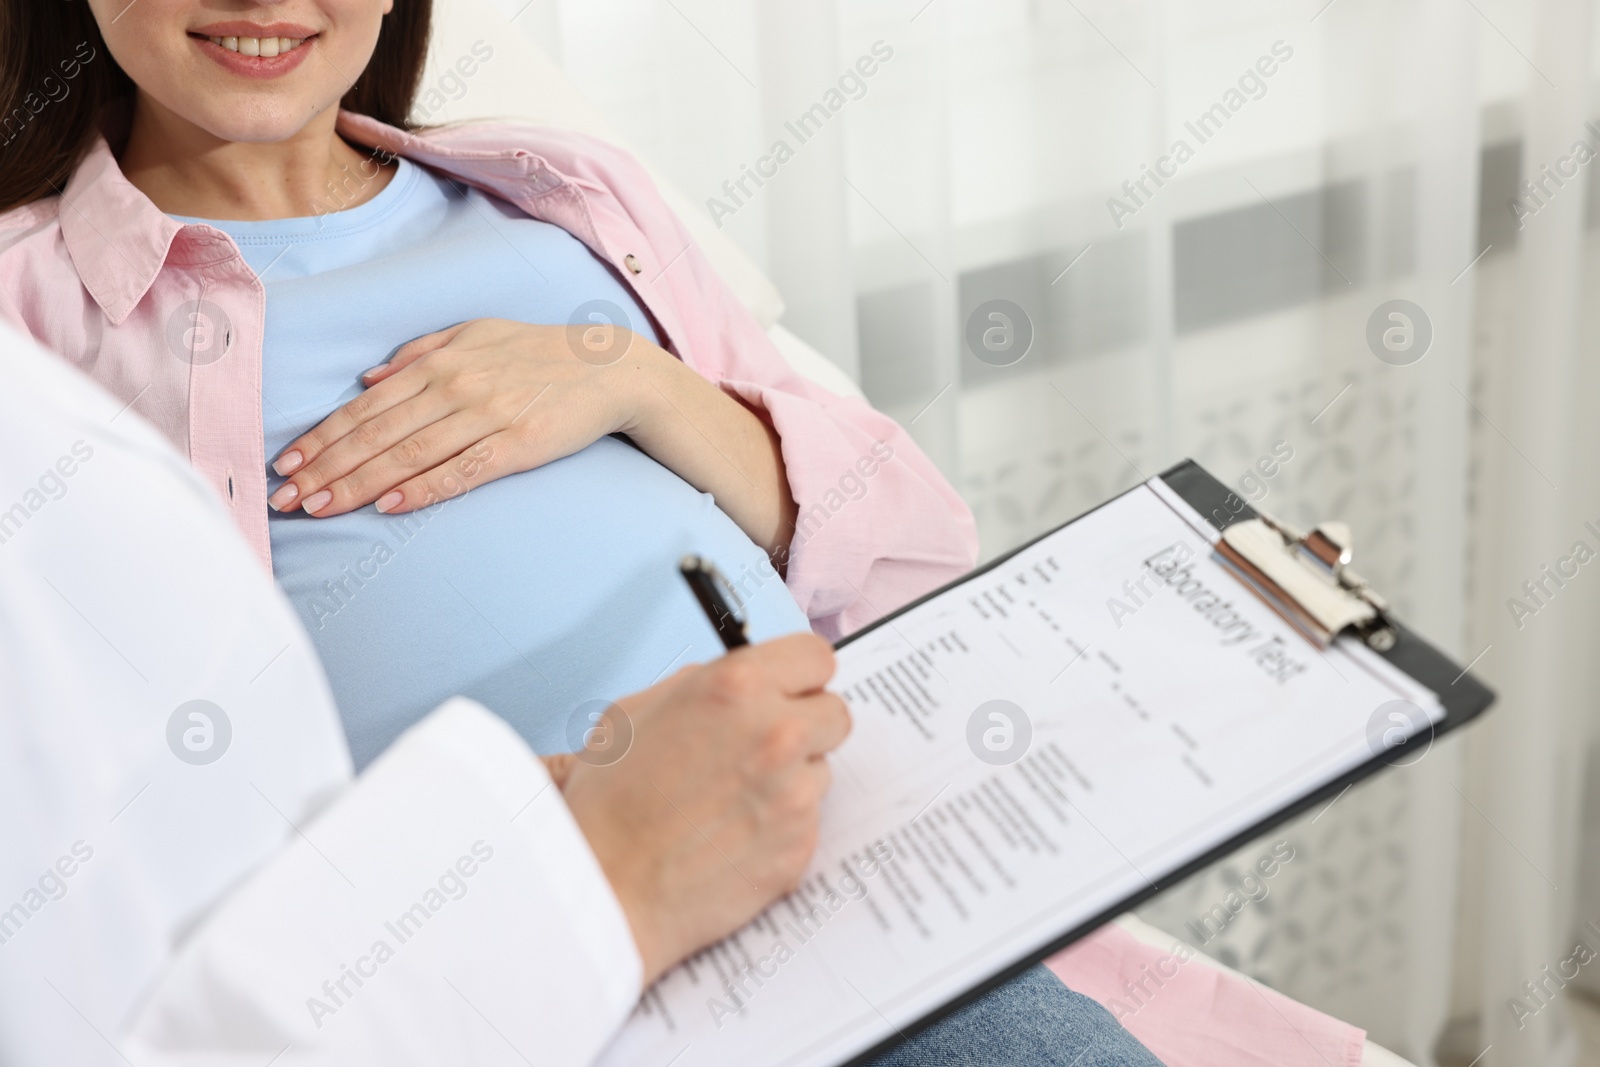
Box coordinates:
[0,322,642,1065]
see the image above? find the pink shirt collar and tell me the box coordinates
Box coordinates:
[60,134,185,325]
[58,109,585,326]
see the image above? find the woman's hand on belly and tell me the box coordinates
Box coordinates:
[268,317,799,562]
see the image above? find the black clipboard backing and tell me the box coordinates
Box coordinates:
[834,459,1494,1066]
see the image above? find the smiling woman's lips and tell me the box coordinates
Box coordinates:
[207,35,307,58]
[191,32,317,79]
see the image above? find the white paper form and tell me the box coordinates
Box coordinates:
[594,480,1442,1067]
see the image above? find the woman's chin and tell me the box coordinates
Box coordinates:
[171,97,343,148]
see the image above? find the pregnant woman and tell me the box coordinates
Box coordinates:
[0,1,1163,1064]
[0,5,978,769]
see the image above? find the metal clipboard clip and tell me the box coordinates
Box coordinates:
[1213,514,1398,651]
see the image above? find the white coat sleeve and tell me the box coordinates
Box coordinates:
[0,320,641,1067]
[124,698,645,1067]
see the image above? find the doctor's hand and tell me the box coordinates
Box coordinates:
[560,633,850,988]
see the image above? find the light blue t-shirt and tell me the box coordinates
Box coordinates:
[184,160,809,768]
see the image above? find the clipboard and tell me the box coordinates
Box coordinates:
[832,459,1494,1066]
[598,459,1494,1067]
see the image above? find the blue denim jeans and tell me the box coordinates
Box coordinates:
[864,966,1166,1067]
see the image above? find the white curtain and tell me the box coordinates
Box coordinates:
[490,1,1600,1063]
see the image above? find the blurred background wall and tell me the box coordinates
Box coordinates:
[470,2,1600,1063]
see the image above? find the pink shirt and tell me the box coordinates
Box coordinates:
[0,111,978,638]
[1046,925,1366,1067]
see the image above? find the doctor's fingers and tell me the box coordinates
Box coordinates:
[724,632,840,698]
[789,691,852,759]
[740,692,852,779]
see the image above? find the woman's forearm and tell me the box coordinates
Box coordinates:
[622,341,798,564]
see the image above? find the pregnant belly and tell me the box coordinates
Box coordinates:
[270,435,811,769]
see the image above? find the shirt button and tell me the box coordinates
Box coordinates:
[623,254,642,275]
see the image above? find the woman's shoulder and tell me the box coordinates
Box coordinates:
[0,198,72,314]
[403,116,615,150]
[341,111,661,208]
[0,198,64,256]
[378,117,656,194]
[0,197,85,344]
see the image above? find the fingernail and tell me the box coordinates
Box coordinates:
[302,490,333,514]
[267,483,299,511]
[273,449,303,476]
[376,490,403,513]
[361,364,388,380]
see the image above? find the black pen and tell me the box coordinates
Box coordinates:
[680,554,750,650]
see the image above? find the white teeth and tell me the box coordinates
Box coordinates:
[208,35,305,56]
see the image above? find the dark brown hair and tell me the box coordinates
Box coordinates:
[0,1,433,214]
